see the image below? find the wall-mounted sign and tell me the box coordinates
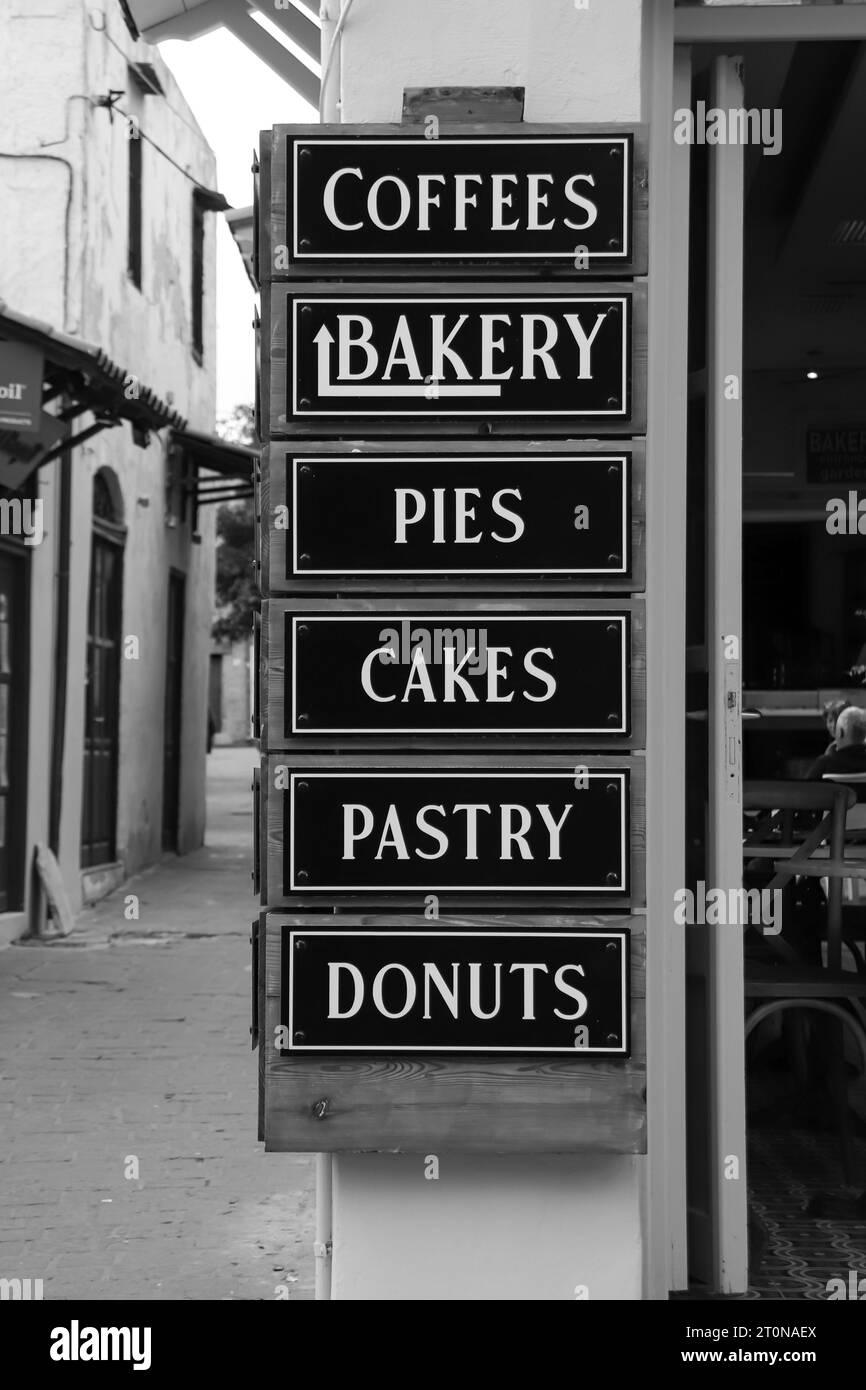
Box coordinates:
[269,126,644,272]
[0,342,44,434]
[292,289,628,418]
[259,911,646,1154]
[806,426,866,486]
[267,284,645,434]
[271,608,630,737]
[268,449,635,584]
[282,925,630,1055]
[0,409,66,488]
[271,767,630,897]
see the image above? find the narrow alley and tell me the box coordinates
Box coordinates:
[0,747,315,1301]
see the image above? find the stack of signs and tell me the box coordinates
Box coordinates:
[254,125,648,1154]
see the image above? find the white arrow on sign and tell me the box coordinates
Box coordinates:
[312,325,503,398]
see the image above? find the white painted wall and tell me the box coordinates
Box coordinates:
[339,0,642,124]
[330,0,646,1301]
[333,1154,642,1300]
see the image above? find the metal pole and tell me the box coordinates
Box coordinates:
[314,1152,333,1299]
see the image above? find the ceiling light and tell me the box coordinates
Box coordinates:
[806,370,819,380]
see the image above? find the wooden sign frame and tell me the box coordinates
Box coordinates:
[259,752,645,911]
[260,440,646,595]
[260,910,646,1154]
[263,280,647,438]
[261,122,649,280]
[260,596,645,750]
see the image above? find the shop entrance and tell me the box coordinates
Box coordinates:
[81,472,124,869]
[162,570,185,851]
[684,35,866,1296]
[0,546,27,912]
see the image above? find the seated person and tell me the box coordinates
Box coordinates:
[807,705,866,780]
[822,698,851,755]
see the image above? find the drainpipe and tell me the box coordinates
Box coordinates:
[314,1152,333,1299]
[319,0,356,123]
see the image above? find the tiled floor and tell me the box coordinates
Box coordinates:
[683,1069,866,1300]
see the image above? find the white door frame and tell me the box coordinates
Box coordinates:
[642,0,691,1298]
[705,53,748,1296]
[655,0,866,1296]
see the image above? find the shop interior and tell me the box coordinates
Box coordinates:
[686,38,866,1296]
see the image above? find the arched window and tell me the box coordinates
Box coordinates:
[92,467,126,536]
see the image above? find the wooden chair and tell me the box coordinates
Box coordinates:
[743,781,866,1183]
[822,773,866,971]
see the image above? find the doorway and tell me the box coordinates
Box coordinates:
[162,570,185,851]
[0,548,27,910]
[683,35,866,1296]
[208,652,223,743]
[81,473,124,869]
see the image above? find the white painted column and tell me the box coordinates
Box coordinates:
[323,0,649,1301]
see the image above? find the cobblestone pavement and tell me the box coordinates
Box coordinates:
[0,747,315,1301]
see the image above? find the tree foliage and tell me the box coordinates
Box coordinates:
[212,405,258,644]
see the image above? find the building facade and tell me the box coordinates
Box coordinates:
[127,0,866,1302]
[0,0,235,941]
[210,638,254,746]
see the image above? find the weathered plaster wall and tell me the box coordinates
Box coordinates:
[0,0,217,916]
[214,639,253,745]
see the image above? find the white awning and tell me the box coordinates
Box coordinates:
[123,0,321,107]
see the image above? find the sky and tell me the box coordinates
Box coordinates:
[158,30,316,420]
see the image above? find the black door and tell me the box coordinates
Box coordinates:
[81,532,123,868]
[0,550,27,910]
[162,571,185,851]
[208,652,223,737]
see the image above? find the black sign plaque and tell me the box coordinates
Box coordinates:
[283,611,629,736]
[281,768,629,896]
[286,452,631,581]
[279,286,636,424]
[806,426,866,486]
[283,926,630,1055]
[278,128,637,268]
